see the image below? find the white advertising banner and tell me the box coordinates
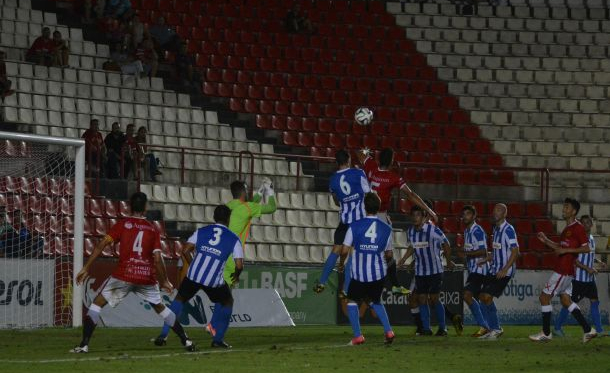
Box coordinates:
[84,284,295,328]
[464,270,610,325]
[0,259,54,328]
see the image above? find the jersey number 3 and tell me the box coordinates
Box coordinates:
[209,227,223,245]
[365,222,377,243]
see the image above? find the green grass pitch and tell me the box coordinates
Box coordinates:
[0,326,608,373]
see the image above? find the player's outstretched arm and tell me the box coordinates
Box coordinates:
[575,260,597,274]
[153,251,173,293]
[231,258,244,284]
[181,243,195,267]
[76,235,113,285]
[497,247,519,279]
[398,247,414,267]
[400,185,438,224]
[259,181,277,215]
[442,241,455,269]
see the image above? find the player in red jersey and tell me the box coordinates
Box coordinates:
[529,198,597,343]
[357,148,438,295]
[71,192,194,353]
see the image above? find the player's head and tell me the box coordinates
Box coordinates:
[580,214,593,233]
[335,149,350,168]
[214,205,232,226]
[364,192,381,216]
[130,192,148,214]
[230,180,247,200]
[461,205,477,226]
[410,205,427,227]
[111,122,120,133]
[492,203,507,224]
[90,119,99,131]
[379,148,394,169]
[126,123,135,136]
[563,197,580,219]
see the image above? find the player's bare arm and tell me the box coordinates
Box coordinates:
[464,248,487,258]
[398,247,414,267]
[76,235,114,285]
[331,193,340,207]
[442,241,455,269]
[497,247,519,279]
[384,250,394,263]
[181,243,195,266]
[575,260,597,275]
[153,251,173,293]
[400,184,438,224]
[231,258,244,283]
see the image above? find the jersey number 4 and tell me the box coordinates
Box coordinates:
[365,222,377,243]
[133,231,144,255]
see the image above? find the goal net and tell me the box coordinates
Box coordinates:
[0,132,85,328]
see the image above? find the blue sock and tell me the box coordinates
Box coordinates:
[469,300,490,330]
[159,300,183,338]
[371,303,392,333]
[420,304,431,331]
[434,301,446,330]
[212,305,233,343]
[347,303,362,337]
[591,300,603,332]
[210,302,222,329]
[487,302,500,330]
[343,258,352,293]
[319,252,339,284]
[555,307,569,331]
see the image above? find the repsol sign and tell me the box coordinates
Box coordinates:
[0,280,44,306]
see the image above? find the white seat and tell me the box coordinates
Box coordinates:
[309,246,324,263]
[299,210,313,226]
[163,204,177,220]
[206,188,220,204]
[296,245,310,262]
[268,244,284,261]
[286,210,299,226]
[264,226,277,242]
[303,228,318,244]
[193,187,206,203]
[277,226,291,242]
[152,185,166,201]
[291,227,304,243]
[165,186,181,203]
[290,193,304,209]
[255,244,270,261]
[190,205,206,222]
[245,244,257,261]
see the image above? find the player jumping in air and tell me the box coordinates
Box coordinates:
[344,193,395,345]
[155,205,244,349]
[71,192,193,353]
[460,205,492,337]
[478,203,519,340]
[314,150,370,295]
[155,179,275,343]
[357,147,438,295]
[554,215,606,336]
[398,205,454,336]
[530,198,597,343]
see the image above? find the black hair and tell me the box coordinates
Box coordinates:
[423,199,434,210]
[230,181,246,199]
[379,148,394,168]
[335,149,350,166]
[462,205,477,216]
[580,214,592,223]
[364,192,381,215]
[564,197,580,214]
[214,205,232,225]
[130,192,147,213]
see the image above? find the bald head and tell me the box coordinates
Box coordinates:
[493,203,507,225]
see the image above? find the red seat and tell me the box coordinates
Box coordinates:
[298,133,313,147]
[329,134,345,148]
[275,101,289,115]
[507,202,524,216]
[450,201,466,214]
[457,169,477,184]
[259,100,274,114]
[87,198,103,217]
[442,218,460,234]
[346,134,362,148]
[290,102,305,116]
[152,220,167,238]
[256,115,271,129]
[440,169,457,184]
[118,200,130,217]
[104,200,118,218]
[283,131,298,146]
[274,116,289,130]
[520,253,540,269]
[528,235,548,252]
[93,217,108,236]
[302,118,318,132]
[515,220,533,234]
[535,220,555,235]
[527,203,546,218]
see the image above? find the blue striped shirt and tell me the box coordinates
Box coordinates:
[186,224,243,287]
[464,223,489,275]
[575,235,596,283]
[407,223,449,276]
[490,221,518,277]
[329,168,370,224]
[343,217,393,282]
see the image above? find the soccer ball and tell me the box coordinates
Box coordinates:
[354,107,374,126]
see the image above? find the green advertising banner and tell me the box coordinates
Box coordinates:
[236,265,338,325]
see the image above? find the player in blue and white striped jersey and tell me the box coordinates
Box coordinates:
[315,149,370,295]
[155,205,244,349]
[460,205,491,337]
[343,193,395,346]
[398,205,454,336]
[554,215,606,336]
[478,203,519,340]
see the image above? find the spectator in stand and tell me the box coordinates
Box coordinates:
[129,16,147,49]
[82,119,106,177]
[3,210,43,258]
[124,123,137,178]
[175,42,200,93]
[148,16,181,54]
[107,41,144,77]
[0,50,15,101]
[104,0,132,20]
[52,30,70,68]
[135,38,158,77]
[26,27,55,66]
[104,122,126,179]
[135,126,162,181]
[0,209,16,257]
[284,4,313,34]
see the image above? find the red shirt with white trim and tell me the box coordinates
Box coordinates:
[555,220,588,276]
[363,156,406,212]
[107,217,162,285]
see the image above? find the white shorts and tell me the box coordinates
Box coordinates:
[101,276,162,308]
[542,272,573,297]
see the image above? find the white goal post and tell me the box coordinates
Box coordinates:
[0,131,85,328]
